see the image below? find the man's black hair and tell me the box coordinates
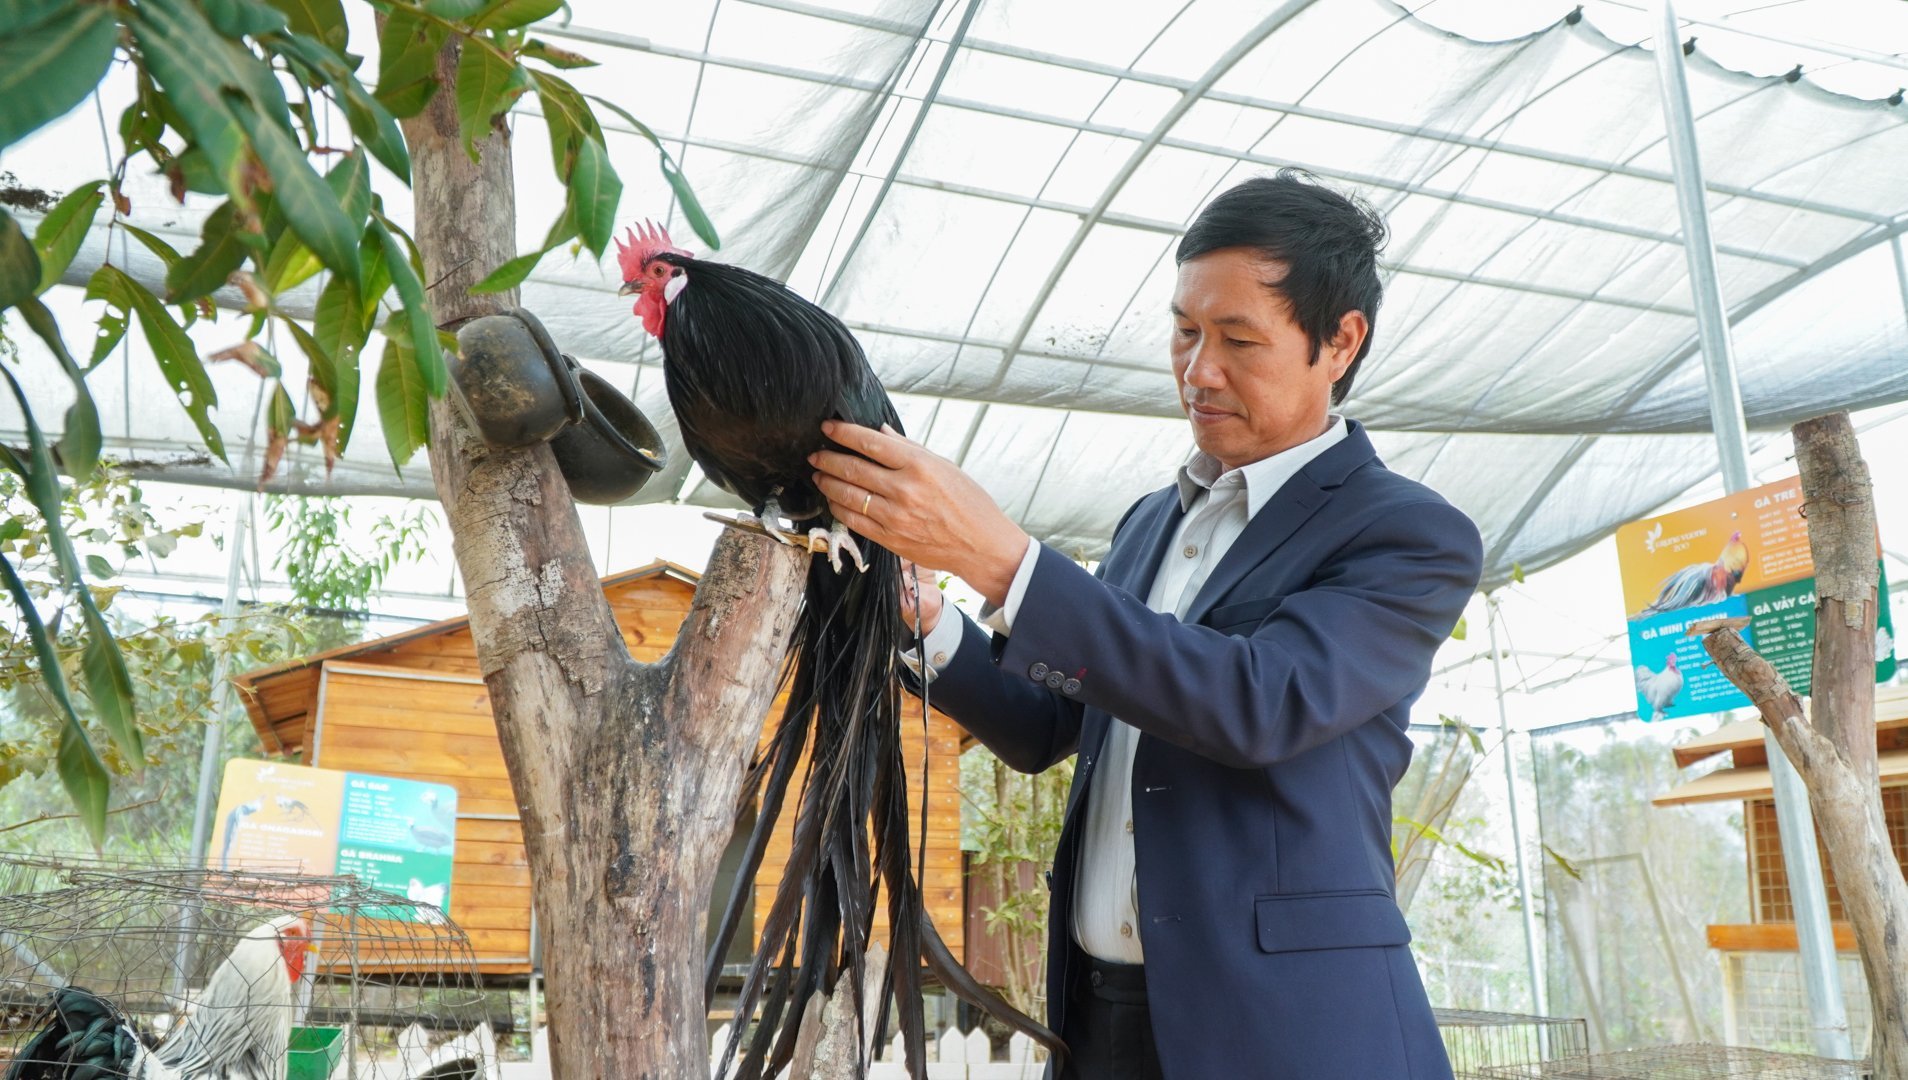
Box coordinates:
[1175,169,1388,406]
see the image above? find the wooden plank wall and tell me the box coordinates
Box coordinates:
[310,665,533,973]
[299,570,968,975]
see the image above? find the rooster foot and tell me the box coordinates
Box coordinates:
[739,497,801,548]
[809,524,868,573]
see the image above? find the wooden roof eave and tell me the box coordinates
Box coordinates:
[232,560,701,755]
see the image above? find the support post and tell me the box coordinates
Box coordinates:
[1485,594,1546,1017]
[1651,0,1851,1057]
[170,491,253,1001]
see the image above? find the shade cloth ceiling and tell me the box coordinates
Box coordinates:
[6,0,1907,588]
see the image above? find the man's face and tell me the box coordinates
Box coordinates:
[1170,248,1364,471]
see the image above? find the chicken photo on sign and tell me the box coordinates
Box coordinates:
[617,220,1059,1078]
[5,916,313,1080]
[1616,476,1897,723]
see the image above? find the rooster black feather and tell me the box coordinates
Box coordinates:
[618,223,1059,1080]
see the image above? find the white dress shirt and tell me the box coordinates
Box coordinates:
[911,416,1348,963]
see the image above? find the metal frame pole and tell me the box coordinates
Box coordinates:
[1486,593,1547,1017]
[1651,0,1852,1057]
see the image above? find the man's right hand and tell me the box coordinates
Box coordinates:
[901,561,944,635]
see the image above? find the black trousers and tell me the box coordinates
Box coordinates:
[1056,955,1165,1080]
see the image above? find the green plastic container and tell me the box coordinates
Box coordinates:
[287,1025,346,1080]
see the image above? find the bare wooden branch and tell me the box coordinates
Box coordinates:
[400,34,808,1078]
[1699,411,1906,1078]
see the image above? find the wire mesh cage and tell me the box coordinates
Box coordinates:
[1481,1044,1871,1079]
[1436,1008,1593,1079]
[0,853,500,1079]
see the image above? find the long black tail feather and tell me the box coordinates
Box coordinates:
[708,541,1065,1080]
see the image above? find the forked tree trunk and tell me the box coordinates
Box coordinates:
[1697,412,1908,1077]
[399,38,808,1078]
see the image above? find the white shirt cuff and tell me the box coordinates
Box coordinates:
[900,602,969,684]
[978,539,1040,636]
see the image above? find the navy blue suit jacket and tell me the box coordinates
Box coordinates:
[928,420,1481,1079]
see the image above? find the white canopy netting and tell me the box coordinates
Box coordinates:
[5,0,1906,588]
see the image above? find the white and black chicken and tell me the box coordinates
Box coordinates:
[5,915,313,1080]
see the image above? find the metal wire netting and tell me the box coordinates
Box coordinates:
[1437,1009,1592,1079]
[0,852,497,1079]
[1482,1044,1870,1079]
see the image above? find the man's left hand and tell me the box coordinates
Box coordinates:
[811,421,1029,606]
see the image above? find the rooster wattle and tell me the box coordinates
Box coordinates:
[617,222,1058,1080]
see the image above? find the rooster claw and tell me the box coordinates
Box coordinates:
[810,524,867,573]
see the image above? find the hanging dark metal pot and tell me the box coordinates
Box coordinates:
[447,308,586,449]
[550,363,670,504]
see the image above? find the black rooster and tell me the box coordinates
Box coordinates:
[617,222,1057,1079]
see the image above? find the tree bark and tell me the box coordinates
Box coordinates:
[1697,412,1907,1077]
[399,38,808,1079]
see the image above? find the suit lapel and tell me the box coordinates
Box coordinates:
[1180,420,1379,625]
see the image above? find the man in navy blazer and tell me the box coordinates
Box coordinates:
[811,171,1482,1078]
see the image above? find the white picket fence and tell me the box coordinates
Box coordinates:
[492,1025,1045,1079]
[708,1024,1048,1080]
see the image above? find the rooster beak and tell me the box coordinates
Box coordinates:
[618,282,640,297]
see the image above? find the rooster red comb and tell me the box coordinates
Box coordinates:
[615,220,690,280]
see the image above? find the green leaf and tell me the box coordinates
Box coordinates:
[1450,616,1467,641]
[117,223,183,270]
[455,39,519,161]
[324,147,372,231]
[0,4,116,152]
[0,207,40,310]
[533,71,597,178]
[585,92,720,249]
[269,31,410,179]
[569,135,622,258]
[522,38,597,69]
[56,719,110,847]
[92,265,227,461]
[15,297,102,482]
[658,150,720,252]
[262,0,346,52]
[471,0,562,30]
[1542,843,1583,882]
[166,200,250,303]
[1510,562,1525,584]
[129,1,260,203]
[469,249,546,295]
[370,219,445,397]
[83,266,131,369]
[425,0,487,18]
[0,0,72,37]
[32,181,105,294]
[79,600,137,759]
[200,0,288,38]
[85,554,113,579]
[262,233,323,294]
[312,275,364,449]
[278,314,333,402]
[358,225,390,332]
[0,550,85,735]
[267,380,296,434]
[375,315,430,470]
[231,106,361,286]
[374,11,445,119]
[0,361,139,769]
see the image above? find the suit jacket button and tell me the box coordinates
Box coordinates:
[1062,678,1081,695]
[1030,662,1050,681]
[1045,671,1065,690]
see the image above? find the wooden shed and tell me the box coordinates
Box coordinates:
[1653,683,1908,953]
[232,561,967,978]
